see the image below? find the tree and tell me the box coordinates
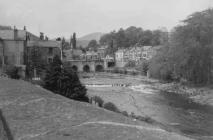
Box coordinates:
[87,40,98,51]
[99,26,169,52]
[148,45,174,81]
[56,37,61,41]
[27,46,45,78]
[44,55,88,102]
[72,33,77,49]
[44,55,62,92]
[136,60,149,76]
[4,65,20,79]
[169,8,213,84]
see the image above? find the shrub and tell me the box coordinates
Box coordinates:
[4,65,20,79]
[121,111,128,117]
[113,67,120,73]
[135,116,154,124]
[136,60,149,76]
[91,96,104,107]
[103,102,119,112]
[125,60,136,68]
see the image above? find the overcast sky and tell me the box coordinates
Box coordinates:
[0,0,212,38]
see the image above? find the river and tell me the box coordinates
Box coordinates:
[80,73,213,140]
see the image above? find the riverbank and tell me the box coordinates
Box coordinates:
[152,82,213,106]
[82,72,213,106]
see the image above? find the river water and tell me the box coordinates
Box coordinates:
[151,91,213,139]
[81,73,213,140]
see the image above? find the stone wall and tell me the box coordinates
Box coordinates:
[0,40,24,66]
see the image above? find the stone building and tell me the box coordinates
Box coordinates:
[0,28,27,77]
[0,27,61,78]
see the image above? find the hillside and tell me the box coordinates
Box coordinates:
[79,32,104,41]
[77,32,104,48]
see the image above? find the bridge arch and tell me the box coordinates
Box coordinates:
[83,65,90,72]
[107,61,115,68]
[95,65,104,72]
[71,65,78,72]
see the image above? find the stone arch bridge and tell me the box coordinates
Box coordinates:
[64,59,114,72]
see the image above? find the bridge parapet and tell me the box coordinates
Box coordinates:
[64,59,106,72]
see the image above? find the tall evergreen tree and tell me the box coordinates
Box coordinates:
[44,55,88,102]
[72,33,77,49]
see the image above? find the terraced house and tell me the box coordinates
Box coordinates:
[115,45,159,67]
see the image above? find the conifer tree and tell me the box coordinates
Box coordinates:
[44,55,88,102]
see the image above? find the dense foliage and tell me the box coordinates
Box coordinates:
[26,46,45,78]
[86,40,99,51]
[149,9,213,84]
[100,26,168,55]
[44,55,88,102]
[136,60,149,76]
[4,65,20,79]
[103,102,119,112]
[71,32,77,49]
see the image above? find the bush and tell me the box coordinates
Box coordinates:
[129,112,154,124]
[4,65,20,79]
[121,111,128,117]
[125,60,136,68]
[91,96,104,107]
[103,102,119,112]
[113,67,120,73]
[135,116,154,124]
[136,60,149,76]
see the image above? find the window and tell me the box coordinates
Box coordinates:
[48,48,53,55]
[4,56,8,65]
[47,57,53,64]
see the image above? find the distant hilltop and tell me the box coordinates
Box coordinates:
[79,32,105,41]
[77,32,105,48]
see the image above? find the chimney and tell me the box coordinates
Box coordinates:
[24,26,26,31]
[14,26,18,40]
[40,32,44,40]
